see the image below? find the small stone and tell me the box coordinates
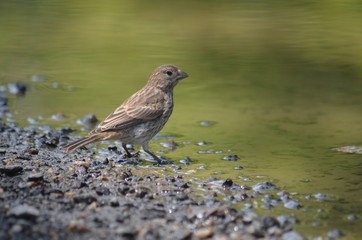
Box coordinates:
[180,156,192,166]
[223,155,240,161]
[8,82,29,96]
[252,181,279,191]
[314,193,334,200]
[73,194,97,204]
[200,121,211,126]
[27,172,44,181]
[234,166,244,170]
[7,205,39,221]
[347,214,357,221]
[327,229,344,239]
[51,112,66,120]
[284,200,301,210]
[194,228,214,239]
[110,198,119,207]
[95,187,110,196]
[0,165,23,176]
[198,141,207,146]
[73,161,90,169]
[79,114,98,129]
[282,231,305,240]
[222,178,233,187]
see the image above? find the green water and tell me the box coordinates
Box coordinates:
[1,1,362,238]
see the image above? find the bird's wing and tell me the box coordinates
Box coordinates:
[92,105,164,133]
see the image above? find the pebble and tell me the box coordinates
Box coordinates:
[0,165,23,176]
[79,113,98,129]
[347,214,357,221]
[27,172,44,181]
[179,156,192,166]
[327,229,344,238]
[222,178,233,187]
[198,141,207,146]
[200,121,211,126]
[282,231,305,240]
[223,155,240,161]
[284,200,301,210]
[8,82,29,96]
[252,181,279,191]
[314,193,334,200]
[194,228,214,238]
[234,166,244,170]
[7,205,40,220]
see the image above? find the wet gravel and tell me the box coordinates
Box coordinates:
[0,118,308,240]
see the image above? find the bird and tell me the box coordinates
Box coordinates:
[61,64,188,163]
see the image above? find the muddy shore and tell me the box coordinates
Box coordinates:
[0,122,308,240]
[0,87,309,240]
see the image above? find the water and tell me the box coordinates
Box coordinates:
[1,0,362,238]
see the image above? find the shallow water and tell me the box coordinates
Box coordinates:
[1,0,362,238]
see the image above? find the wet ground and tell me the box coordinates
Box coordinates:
[0,88,349,240]
[0,121,310,240]
[0,122,306,240]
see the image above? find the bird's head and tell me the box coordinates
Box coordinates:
[148,65,188,90]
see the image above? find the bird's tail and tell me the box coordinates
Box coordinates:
[61,135,102,153]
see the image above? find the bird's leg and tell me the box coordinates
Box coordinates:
[122,143,133,158]
[142,143,162,163]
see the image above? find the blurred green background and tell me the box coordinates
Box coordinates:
[1,0,362,238]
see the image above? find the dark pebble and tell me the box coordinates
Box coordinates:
[8,82,29,97]
[0,96,8,106]
[95,187,111,196]
[0,165,23,176]
[222,178,233,187]
[27,172,44,181]
[261,215,280,229]
[73,194,97,204]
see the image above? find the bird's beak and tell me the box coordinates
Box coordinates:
[177,69,189,80]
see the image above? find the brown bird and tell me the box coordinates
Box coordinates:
[62,64,188,163]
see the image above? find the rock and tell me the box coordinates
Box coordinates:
[223,155,240,161]
[222,178,233,187]
[194,228,214,239]
[0,165,23,176]
[73,194,97,204]
[200,121,211,126]
[27,172,44,181]
[327,229,344,238]
[282,231,305,240]
[252,181,279,191]
[284,200,301,210]
[314,193,334,200]
[7,205,39,221]
[347,214,357,221]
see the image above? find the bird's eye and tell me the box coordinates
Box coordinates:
[166,71,173,76]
